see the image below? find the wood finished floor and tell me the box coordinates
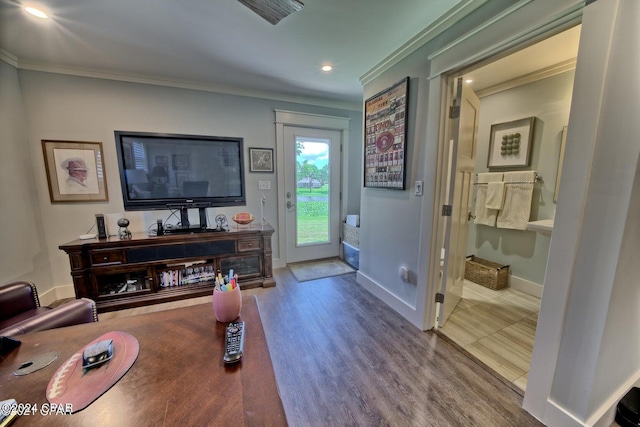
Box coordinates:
[80,270,543,426]
[438,280,541,392]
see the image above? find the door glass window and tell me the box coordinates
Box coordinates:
[295,138,330,246]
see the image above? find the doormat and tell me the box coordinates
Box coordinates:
[288,258,355,283]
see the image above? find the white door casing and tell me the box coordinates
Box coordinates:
[283,126,342,263]
[274,110,350,267]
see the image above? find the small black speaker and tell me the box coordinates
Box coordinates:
[199,208,208,229]
[156,219,164,236]
[96,214,108,239]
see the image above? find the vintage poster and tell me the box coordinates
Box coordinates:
[364,77,408,189]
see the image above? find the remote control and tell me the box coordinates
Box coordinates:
[223,321,244,364]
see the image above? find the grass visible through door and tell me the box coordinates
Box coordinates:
[296,185,328,244]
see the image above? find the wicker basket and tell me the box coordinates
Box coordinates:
[464,255,509,290]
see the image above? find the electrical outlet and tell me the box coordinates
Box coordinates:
[258,181,271,190]
[415,180,423,196]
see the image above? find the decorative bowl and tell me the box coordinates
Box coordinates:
[232,212,255,225]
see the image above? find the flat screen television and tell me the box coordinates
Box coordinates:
[114,131,246,228]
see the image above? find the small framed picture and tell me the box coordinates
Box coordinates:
[249,148,274,173]
[41,140,109,203]
[487,117,536,169]
[172,154,190,170]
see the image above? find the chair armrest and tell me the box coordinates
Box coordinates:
[0,282,40,320]
[0,298,98,337]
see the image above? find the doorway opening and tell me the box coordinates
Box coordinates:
[435,24,581,392]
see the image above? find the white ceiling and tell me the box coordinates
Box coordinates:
[0,0,468,109]
[0,1,581,109]
[464,25,581,94]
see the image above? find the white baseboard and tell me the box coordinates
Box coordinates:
[542,369,640,427]
[355,271,421,328]
[39,285,77,306]
[273,257,286,270]
[510,274,543,298]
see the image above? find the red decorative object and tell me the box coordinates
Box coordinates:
[232,212,255,225]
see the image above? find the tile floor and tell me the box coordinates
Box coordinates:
[438,280,541,391]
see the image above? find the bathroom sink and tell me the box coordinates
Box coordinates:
[527,219,554,235]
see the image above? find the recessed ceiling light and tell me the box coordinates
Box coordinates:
[25,6,48,19]
[321,65,333,72]
[465,79,473,84]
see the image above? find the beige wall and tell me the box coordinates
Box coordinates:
[2,67,362,301]
[0,61,53,295]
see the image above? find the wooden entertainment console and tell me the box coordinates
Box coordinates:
[59,224,275,312]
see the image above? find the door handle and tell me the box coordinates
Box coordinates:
[287,201,295,209]
[468,211,476,221]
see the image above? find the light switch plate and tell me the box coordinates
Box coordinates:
[258,181,271,190]
[415,181,423,196]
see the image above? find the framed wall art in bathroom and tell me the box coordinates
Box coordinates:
[487,116,536,169]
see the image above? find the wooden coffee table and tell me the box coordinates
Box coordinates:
[0,296,287,426]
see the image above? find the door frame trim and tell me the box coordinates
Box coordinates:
[274,110,350,267]
[422,6,583,331]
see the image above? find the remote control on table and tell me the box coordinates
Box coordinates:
[223,321,244,364]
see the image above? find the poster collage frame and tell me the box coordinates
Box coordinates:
[363,76,409,190]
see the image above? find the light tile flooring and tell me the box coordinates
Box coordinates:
[438,280,541,392]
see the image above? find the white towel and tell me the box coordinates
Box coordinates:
[485,181,505,210]
[496,171,536,230]
[474,172,503,226]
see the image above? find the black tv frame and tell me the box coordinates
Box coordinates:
[114,131,246,229]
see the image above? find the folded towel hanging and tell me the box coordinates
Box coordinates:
[496,171,536,230]
[474,172,503,226]
[485,181,505,210]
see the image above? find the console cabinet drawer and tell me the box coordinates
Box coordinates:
[237,238,261,252]
[90,250,125,266]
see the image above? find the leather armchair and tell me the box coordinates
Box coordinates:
[0,281,98,336]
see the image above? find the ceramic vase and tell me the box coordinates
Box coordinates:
[212,285,241,322]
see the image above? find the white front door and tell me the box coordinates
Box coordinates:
[438,77,480,326]
[283,126,342,263]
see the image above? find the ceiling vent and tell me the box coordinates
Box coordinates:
[238,0,304,25]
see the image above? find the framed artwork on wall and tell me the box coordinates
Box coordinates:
[172,154,190,170]
[249,147,274,173]
[487,117,536,169]
[363,77,409,189]
[42,140,109,203]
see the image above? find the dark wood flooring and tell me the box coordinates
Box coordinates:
[256,268,543,427]
[50,267,543,426]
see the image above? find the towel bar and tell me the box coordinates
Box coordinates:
[473,172,541,185]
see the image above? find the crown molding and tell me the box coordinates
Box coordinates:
[427,0,534,62]
[2,52,362,112]
[0,49,18,68]
[428,1,583,79]
[359,0,488,85]
[476,58,577,98]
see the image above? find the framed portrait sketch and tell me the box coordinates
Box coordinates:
[487,117,536,169]
[364,77,409,189]
[249,147,274,173]
[41,140,109,203]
